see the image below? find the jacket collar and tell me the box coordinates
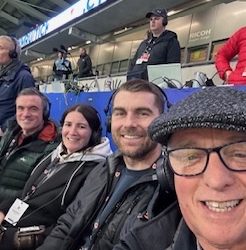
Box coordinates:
[171,219,197,250]
[0,59,23,82]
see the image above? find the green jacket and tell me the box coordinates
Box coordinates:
[0,121,59,201]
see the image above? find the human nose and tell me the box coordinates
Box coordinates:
[68,125,78,134]
[22,109,30,117]
[123,113,137,127]
[203,152,235,190]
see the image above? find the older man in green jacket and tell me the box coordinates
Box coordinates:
[0,87,59,201]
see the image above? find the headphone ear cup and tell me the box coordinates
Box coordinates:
[162,16,168,26]
[90,126,102,146]
[43,98,51,121]
[106,116,111,133]
[156,157,174,194]
[9,51,18,59]
[9,37,18,59]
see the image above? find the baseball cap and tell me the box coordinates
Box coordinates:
[146,8,167,18]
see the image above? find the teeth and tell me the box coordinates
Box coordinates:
[67,138,78,141]
[205,200,240,212]
[123,135,139,139]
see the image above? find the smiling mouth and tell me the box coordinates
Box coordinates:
[204,200,242,212]
[122,135,141,139]
[67,138,79,142]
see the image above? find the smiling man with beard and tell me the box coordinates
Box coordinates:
[37,79,175,250]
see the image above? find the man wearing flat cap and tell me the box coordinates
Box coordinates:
[127,8,180,80]
[114,87,246,250]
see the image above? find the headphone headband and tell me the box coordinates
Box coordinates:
[104,83,172,133]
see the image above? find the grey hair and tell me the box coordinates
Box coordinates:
[0,35,21,58]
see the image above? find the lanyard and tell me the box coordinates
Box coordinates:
[23,157,60,201]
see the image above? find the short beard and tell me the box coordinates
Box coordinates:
[120,140,158,160]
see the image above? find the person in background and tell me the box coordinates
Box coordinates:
[53,45,72,81]
[215,26,246,85]
[37,79,174,250]
[127,8,180,80]
[114,87,246,250]
[77,47,93,78]
[0,87,59,202]
[0,104,112,250]
[0,35,35,135]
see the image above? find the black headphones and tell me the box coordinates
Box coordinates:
[162,15,168,26]
[156,149,175,194]
[104,91,116,133]
[89,108,102,147]
[9,36,18,59]
[32,89,51,120]
[104,84,172,133]
[42,94,51,121]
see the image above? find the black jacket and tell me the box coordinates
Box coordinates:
[77,54,93,78]
[38,151,162,250]
[165,219,197,250]
[113,202,182,250]
[0,139,111,250]
[127,30,180,80]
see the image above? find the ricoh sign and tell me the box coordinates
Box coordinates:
[189,29,212,43]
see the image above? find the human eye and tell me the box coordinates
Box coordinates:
[64,122,71,127]
[226,149,246,161]
[79,124,87,129]
[224,142,246,160]
[17,106,24,111]
[113,109,125,117]
[137,108,151,117]
[31,107,39,112]
[138,111,149,117]
[172,149,204,166]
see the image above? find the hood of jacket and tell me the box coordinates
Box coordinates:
[0,59,31,82]
[51,136,112,163]
[158,29,178,41]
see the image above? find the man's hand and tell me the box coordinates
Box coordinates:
[224,70,232,83]
[0,211,5,224]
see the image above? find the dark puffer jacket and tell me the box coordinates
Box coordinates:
[0,59,35,128]
[0,121,59,201]
[37,151,164,250]
[127,30,180,80]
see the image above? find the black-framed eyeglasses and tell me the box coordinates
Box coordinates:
[167,141,246,176]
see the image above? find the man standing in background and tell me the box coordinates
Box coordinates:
[127,8,181,80]
[77,47,93,78]
[0,35,35,136]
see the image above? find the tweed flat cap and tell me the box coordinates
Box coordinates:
[149,87,246,145]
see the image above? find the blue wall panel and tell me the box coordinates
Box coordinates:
[46,87,246,151]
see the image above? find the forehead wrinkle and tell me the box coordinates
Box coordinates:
[168,128,246,148]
